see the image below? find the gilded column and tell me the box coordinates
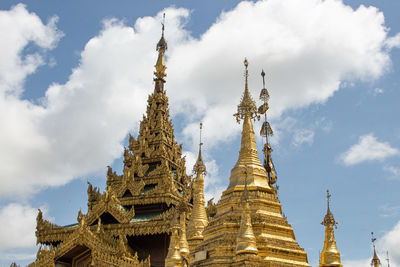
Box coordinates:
[319,190,342,267]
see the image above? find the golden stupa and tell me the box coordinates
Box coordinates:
[28,20,344,267]
[319,190,342,267]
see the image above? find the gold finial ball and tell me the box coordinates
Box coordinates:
[244,58,248,68]
[261,69,265,77]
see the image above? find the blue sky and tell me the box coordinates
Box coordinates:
[0,0,399,266]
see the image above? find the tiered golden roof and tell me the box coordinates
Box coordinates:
[33,17,189,267]
[319,190,342,267]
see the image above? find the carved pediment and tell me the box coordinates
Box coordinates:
[86,188,135,225]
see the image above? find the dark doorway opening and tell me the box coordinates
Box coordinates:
[127,233,170,267]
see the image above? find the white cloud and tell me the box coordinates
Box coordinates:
[373,87,384,95]
[378,221,400,267]
[0,203,41,251]
[340,134,399,166]
[0,0,399,199]
[380,204,400,218]
[0,4,63,95]
[385,32,400,49]
[383,165,400,179]
[175,0,394,150]
[292,129,315,147]
[0,7,190,198]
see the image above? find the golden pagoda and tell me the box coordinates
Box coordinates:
[319,190,342,267]
[191,59,310,267]
[32,16,190,267]
[29,17,317,267]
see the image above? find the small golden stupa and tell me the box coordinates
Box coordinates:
[370,232,382,267]
[319,190,342,267]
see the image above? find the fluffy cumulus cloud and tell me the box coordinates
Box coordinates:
[339,133,399,166]
[0,6,190,198]
[378,221,400,266]
[0,4,63,95]
[0,0,399,200]
[171,0,395,149]
[0,203,40,252]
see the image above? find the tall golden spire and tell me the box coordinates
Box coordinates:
[371,232,381,267]
[235,173,258,255]
[319,190,342,267]
[154,13,167,93]
[229,59,271,190]
[187,123,208,246]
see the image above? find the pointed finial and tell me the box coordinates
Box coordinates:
[327,189,331,210]
[200,122,203,151]
[261,69,266,89]
[234,58,258,122]
[193,122,206,174]
[244,58,249,88]
[162,13,165,37]
[371,232,377,247]
[322,190,337,228]
[154,13,167,84]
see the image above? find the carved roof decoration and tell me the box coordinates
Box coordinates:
[31,210,150,267]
